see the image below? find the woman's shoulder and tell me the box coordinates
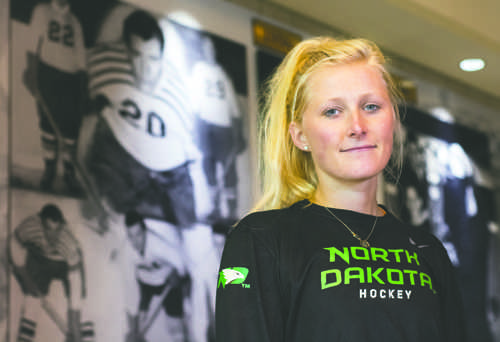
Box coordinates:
[229,200,309,236]
[384,208,449,254]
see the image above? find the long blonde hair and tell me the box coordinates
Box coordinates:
[254,36,403,211]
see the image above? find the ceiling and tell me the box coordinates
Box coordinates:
[254,0,500,105]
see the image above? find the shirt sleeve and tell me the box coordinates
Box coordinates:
[58,226,82,268]
[436,241,467,342]
[409,227,466,342]
[14,216,42,246]
[215,220,284,342]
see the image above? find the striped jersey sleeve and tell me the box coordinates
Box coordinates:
[54,227,82,268]
[87,42,134,95]
[14,215,46,247]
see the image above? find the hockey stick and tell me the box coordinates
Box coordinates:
[139,274,178,336]
[35,92,108,234]
[31,43,109,233]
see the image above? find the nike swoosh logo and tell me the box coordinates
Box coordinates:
[409,237,430,248]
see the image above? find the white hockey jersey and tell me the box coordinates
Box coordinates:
[88,43,200,171]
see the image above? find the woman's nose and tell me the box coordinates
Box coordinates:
[348,111,367,137]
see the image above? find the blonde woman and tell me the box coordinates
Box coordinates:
[215,37,464,342]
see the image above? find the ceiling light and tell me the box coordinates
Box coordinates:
[459,58,485,72]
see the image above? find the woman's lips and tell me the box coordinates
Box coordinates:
[340,145,377,152]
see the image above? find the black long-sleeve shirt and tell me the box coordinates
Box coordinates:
[216,200,465,342]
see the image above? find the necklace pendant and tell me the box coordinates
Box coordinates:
[323,206,377,250]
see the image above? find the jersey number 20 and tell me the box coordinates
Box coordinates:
[119,99,166,138]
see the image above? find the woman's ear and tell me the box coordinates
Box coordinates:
[289,121,310,151]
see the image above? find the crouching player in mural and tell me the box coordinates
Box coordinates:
[8,203,93,342]
[85,9,218,342]
[124,211,191,342]
[22,0,87,194]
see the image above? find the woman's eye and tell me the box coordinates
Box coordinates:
[324,107,340,117]
[364,104,380,112]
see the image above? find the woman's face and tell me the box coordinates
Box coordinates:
[290,62,395,187]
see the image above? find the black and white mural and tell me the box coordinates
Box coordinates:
[4,0,499,341]
[7,0,250,341]
[384,106,498,342]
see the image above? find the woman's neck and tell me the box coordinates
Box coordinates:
[312,178,382,216]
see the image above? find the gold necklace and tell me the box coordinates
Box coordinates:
[324,207,378,248]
